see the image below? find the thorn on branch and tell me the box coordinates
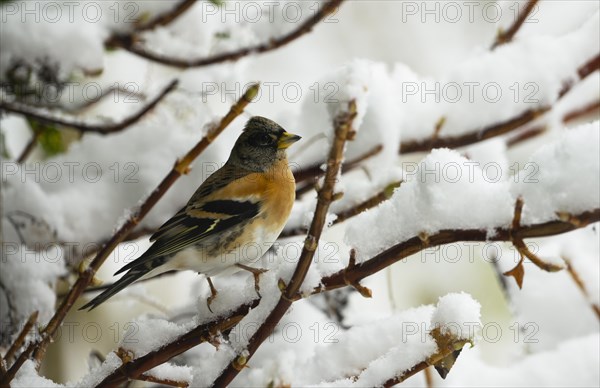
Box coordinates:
[503,257,525,289]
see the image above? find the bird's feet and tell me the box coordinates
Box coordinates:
[206,277,218,313]
[235,264,268,298]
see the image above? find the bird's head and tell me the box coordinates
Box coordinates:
[228,116,301,172]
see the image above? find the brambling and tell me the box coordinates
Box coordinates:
[80,117,301,311]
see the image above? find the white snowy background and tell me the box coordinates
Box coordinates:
[1,0,599,387]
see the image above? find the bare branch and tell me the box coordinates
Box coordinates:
[491,0,540,50]
[15,131,41,164]
[1,80,178,134]
[563,100,600,123]
[0,342,35,386]
[109,0,344,69]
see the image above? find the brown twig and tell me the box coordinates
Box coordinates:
[1,80,178,134]
[212,100,357,387]
[506,99,600,147]
[294,144,383,183]
[7,84,259,380]
[0,342,35,386]
[506,125,547,147]
[294,144,383,197]
[510,198,564,274]
[400,107,549,154]
[563,100,600,123]
[333,181,401,225]
[562,256,600,320]
[15,131,41,163]
[3,311,38,365]
[109,0,344,69]
[134,0,197,32]
[282,179,401,237]
[399,53,599,154]
[491,0,540,50]
[318,209,600,294]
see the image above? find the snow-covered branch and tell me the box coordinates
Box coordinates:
[110,0,345,69]
[0,80,178,135]
[399,53,598,153]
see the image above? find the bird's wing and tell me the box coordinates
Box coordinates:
[115,164,261,275]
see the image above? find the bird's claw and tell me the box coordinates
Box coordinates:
[236,264,268,298]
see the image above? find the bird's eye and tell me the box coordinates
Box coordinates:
[251,133,273,147]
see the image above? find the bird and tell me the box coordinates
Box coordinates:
[80,116,301,311]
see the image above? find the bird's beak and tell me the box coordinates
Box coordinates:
[277,131,302,149]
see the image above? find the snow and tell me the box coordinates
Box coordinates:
[72,351,122,387]
[345,148,514,261]
[146,362,193,385]
[120,317,189,358]
[444,333,600,387]
[431,293,482,341]
[513,122,600,224]
[0,242,66,344]
[12,360,64,388]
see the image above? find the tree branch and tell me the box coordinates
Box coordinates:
[294,144,383,197]
[282,179,401,237]
[2,311,38,368]
[1,80,178,135]
[319,209,600,293]
[399,53,599,154]
[96,301,258,387]
[3,84,260,381]
[109,0,344,69]
[491,0,540,50]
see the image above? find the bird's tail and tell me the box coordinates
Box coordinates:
[78,269,145,311]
